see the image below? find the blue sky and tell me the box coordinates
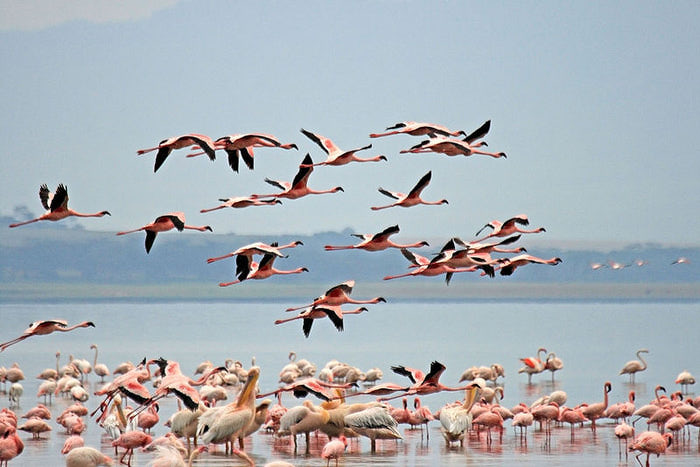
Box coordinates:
[1,1,698,248]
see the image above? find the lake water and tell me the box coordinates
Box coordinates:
[0,299,698,466]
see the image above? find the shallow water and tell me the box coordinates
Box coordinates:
[1,299,698,466]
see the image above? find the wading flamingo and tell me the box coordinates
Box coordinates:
[321,435,347,466]
[252,153,344,200]
[9,184,110,228]
[518,347,547,384]
[116,212,212,253]
[137,133,216,173]
[300,128,386,167]
[370,171,448,210]
[581,381,612,432]
[628,431,672,467]
[0,320,94,352]
[187,133,297,172]
[620,349,649,383]
[324,224,428,251]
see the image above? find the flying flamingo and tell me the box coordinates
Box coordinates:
[369,121,467,138]
[324,224,429,251]
[251,153,344,199]
[378,361,471,401]
[200,195,281,213]
[671,257,690,265]
[0,320,95,352]
[116,212,212,253]
[285,279,386,312]
[274,305,368,338]
[206,240,303,265]
[400,134,506,159]
[321,435,347,467]
[474,214,545,242]
[218,249,308,286]
[9,184,110,228]
[187,133,297,172]
[257,377,356,402]
[628,431,673,467]
[300,128,386,167]
[370,171,448,210]
[383,248,484,282]
[449,234,526,255]
[495,254,563,276]
[137,133,217,172]
[619,349,649,383]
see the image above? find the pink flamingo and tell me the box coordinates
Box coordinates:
[9,184,110,228]
[0,320,94,352]
[300,128,386,167]
[116,212,212,253]
[518,347,547,384]
[137,133,216,172]
[370,171,448,210]
[92,358,153,422]
[219,248,308,287]
[252,153,344,199]
[258,377,355,402]
[60,434,84,454]
[614,421,635,458]
[111,430,153,466]
[321,435,347,467]
[207,240,303,265]
[285,279,386,312]
[581,381,612,432]
[619,349,649,383]
[380,361,470,401]
[370,121,467,138]
[200,195,281,213]
[474,214,545,242]
[400,134,506,159]
[274,305,368,338]
[411,397,435,438]
[449,234,526,255]
[558,406,588,438]
[495,254,562,276]
[473,406,505,445]
[383,248,483,282]
[187,133,297,172]
[324,224,429,251]
[0,426,23,465]
[628,431,673,467]
[606,390,636,423]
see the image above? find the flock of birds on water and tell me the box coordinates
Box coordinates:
[2,120,696,466]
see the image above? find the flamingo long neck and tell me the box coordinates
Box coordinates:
[92,346,98,368]
[603,386,609,409]
[636,351,647,371]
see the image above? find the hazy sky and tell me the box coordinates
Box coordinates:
[1,1,698,247]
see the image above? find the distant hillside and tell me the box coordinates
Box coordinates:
[1,214,698,301]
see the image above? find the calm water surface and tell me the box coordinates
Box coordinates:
[1,300,698,466]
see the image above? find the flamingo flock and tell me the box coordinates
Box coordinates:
[3,119,696,467]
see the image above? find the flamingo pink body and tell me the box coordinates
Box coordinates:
[8,184,110,228]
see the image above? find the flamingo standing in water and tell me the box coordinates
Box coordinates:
[628,431,673,467]
[619,349,649,383]
[0,426,23,465]
[370,121,467,138]
[370,171,448,211]
[518,347,547,384]
[321,435,347,467]
[300,128,386,167]
[252,154,344,200]
[581,381,612,432]
[187,133,297,172]
[285,280,386,312]
[324,224,429,252]
[116,212,212,253]
[200,195,281,213]
[544,352,564,381]
[9,184,110,228]
[137,133,217,172]
[0,320,95,352]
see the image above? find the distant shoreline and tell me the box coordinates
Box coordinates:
[2,281,699,303]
